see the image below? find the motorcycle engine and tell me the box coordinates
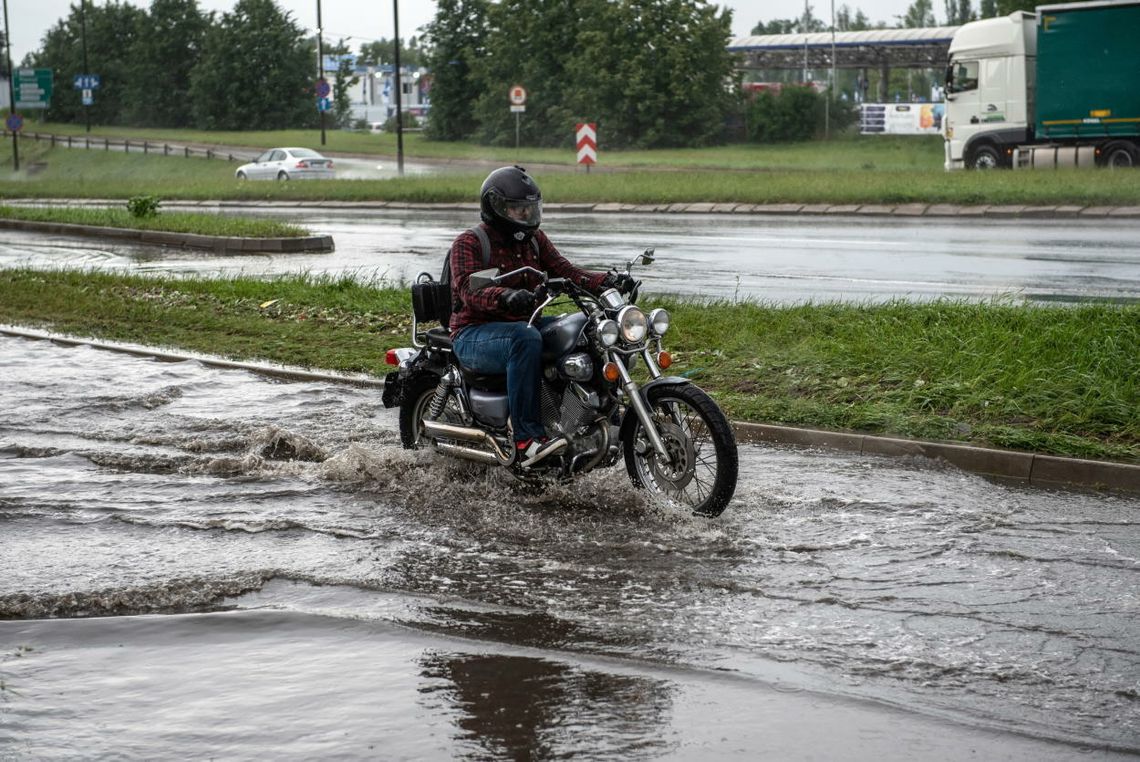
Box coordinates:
[540,381,597,438]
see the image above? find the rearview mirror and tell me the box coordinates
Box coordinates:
[640,247,655,265]
[467,268,500,290]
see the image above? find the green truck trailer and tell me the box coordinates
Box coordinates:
[943,0,1140,170]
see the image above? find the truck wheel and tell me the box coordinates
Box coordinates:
[1102,142,1137,169]
[968,144,1002,170]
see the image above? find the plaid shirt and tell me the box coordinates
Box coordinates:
[449,224,606,336]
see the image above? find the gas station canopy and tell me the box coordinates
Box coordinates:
[728,26,961,70]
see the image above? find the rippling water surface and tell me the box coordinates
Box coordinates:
[1,335,1137,759]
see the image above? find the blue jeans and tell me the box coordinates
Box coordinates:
[452,318,554,443]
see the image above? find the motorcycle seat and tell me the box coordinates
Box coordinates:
[426,326,453,349]
[458,365,507,392]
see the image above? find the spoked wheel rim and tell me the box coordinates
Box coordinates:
[633,397,722,512]
[409,387,464,449]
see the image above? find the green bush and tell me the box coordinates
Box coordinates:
[746,87,857,143]
[126,195,162,218]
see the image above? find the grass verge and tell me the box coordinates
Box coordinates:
[14,124,947,171]
[3,144,1140,206]
[0,204,309,238]
[1,268,1136,463]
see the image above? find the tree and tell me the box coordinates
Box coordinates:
[327,39,359,128]
[359,37,424,68]
[979,0,998,16]
[124,0,209,127]
[422,0,487,141]
[944,0,975,24]
[901,0,937,26]
[750,19,798,34]
[189,0,314,130]
[836,5,873,30]
[31,0,145,125]
[564,0,738,148]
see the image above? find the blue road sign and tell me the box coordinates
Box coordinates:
[72,74,101,90]
[6,113,24,132]
[317,97,331,112]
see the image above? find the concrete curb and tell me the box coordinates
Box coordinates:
[5,198,1140,220]
[733,423,1140,494]
[0,218,335,253]
[3,325,1137,495]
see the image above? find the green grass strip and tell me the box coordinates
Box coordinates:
[1,268,1136,464]
[0,204,309,238]
[4,142,1140,206]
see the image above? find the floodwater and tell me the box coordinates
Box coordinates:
[2,207,1139,303]
[2,334,1138,759]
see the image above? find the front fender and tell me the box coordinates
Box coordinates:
[618,376,690,441]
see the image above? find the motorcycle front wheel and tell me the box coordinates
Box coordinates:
[623,383,738,517]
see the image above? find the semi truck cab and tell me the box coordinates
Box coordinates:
[944,1,1140,170]
[943,13,1036,170]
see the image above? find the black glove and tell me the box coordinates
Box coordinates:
[602,271,637,295]
[499,288,537,315]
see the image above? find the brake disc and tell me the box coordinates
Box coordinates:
[646,421,696,490]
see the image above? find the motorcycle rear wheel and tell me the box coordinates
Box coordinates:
[623,384,738,517]
[399,374,463,450]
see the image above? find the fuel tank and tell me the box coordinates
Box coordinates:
[540,312,588,361]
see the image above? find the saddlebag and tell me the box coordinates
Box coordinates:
[411,277,452,327]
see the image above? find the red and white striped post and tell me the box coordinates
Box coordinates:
[575,123,597,172]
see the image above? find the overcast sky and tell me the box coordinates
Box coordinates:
[7,0,924,68]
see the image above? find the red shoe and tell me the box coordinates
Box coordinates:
[515,436,567,468]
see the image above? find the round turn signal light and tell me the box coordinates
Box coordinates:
[602,362,621,382]
[657,351,673,369]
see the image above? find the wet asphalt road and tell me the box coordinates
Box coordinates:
[1,334,1138,758]
[2,207,1139,303]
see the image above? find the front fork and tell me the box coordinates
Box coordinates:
[613,345,672,460]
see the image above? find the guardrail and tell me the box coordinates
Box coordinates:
[1,130,258,163]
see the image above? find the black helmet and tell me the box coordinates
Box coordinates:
[480,165,542,241]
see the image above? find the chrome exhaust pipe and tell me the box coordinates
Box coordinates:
[436,442,502,466]
[423,420,513,464]
[423,420,485,443]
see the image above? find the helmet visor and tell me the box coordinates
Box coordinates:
[489,194,542,228]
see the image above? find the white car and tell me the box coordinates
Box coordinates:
[235,147,335,181]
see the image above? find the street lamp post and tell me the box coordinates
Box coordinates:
[81,0,90,132]
[392,0,404,176]
[2,0,18,170]
[316,0,326,145]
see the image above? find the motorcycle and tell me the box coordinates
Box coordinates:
[381,248,738,517]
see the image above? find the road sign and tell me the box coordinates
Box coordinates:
[73,74,101,90]
[509,85,527,106]
[14,68,53,109]
[5,113,24,132]
[316,78,331,98]
[510,105,526,113]
[317,97,331,112]
[82,89,94,106]
[576,123,597,165]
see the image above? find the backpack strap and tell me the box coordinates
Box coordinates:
[470,225,492,267]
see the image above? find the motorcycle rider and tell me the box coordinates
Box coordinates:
[449,166,635,467]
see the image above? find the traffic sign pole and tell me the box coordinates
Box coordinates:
[509,86,527,151]
[2,0,18,171]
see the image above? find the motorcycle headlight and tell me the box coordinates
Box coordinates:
[648,308,670,336]
[597,319,620,347]
[616,306,648,344]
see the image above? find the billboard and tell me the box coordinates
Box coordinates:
[860,103,944,135]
